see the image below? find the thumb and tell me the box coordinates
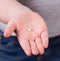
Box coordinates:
[4,20,16,37]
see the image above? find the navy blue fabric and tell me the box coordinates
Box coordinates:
[0,30,36,61]
[0,30,60,61]
[36,36,60,61]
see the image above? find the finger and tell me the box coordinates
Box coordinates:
[29,40,38,55]
[18,38,32,56]
[41,31,49,48]
[35,37,44,55]
[4,20,16,37]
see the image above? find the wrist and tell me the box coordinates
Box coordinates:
[0,0,19,23]
[0,0,32,24]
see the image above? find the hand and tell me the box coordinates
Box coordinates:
[4,2,48,56]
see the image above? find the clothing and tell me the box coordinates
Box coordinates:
[18,0,60,37]
[0,30,60,61]
[0,0,60,37]
[0,0,60,61]
[0,30,36,61]
[37,35,60,61]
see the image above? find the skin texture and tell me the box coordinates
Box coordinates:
[0,0,48,56]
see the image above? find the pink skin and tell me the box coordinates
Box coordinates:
[0,0,48,56]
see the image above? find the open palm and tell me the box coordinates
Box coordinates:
[4,7,48,56]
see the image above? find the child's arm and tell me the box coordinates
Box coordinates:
[0,0,22,23]
[0,0,48,56]
[0,0,15,23]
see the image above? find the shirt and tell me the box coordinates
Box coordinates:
[19,0,60,37]
[0,0,60,37]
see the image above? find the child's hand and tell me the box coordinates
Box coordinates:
[4,1,48,56]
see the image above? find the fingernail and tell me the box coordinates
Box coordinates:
[40,50,44,55]
[25,50,32,56]
[32,50,39,55]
